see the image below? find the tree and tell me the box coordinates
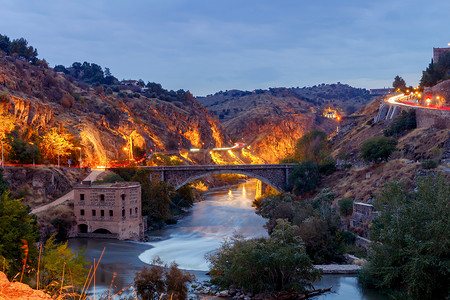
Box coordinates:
[131,169,174,222]
[360,137,397,163]
[359,174,450,299]
[288,160,320,195]
[256,190,345,264]
[40,127,75,163]
[0,34,11,54]
[420,52,450,87]
[207,219,319,294]
[0,191,39,277]
[40,234,89,291]
[338,198,353,218]
[392,75,406,92]
[293,130,329,163]
[383,110,416,137]
[6,130,41,164]
[134,257,194,300]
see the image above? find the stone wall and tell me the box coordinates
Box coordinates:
[416,108,450,129]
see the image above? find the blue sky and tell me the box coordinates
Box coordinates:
[1,0,449,96]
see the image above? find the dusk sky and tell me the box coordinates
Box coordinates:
[1,0,449,96]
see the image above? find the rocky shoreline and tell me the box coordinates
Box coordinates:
[190,262,362,299]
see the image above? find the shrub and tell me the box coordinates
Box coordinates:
[338,198,353,218]
[95,172,124,183]
[288,160,320,195]
[294,130,329,163]
[134,258,194,300]
[421,159,438,169]
[383,110,416,136]
[360,137,397,163]
[359,175,449,298]
[207,220,319,293]
[318,158,336,175]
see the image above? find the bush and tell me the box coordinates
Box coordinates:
[134,258,194,300]
[288,160,320,195]
[95,172,124,183]
[359,175,449,298]
[421,159,438,169]
[383,110,416,136]
[207,220,319,294]
[256,190,345,264]
[360,137,397,163]
[294,130,329,163]
[338,198,353,217]
[318,158,336,175]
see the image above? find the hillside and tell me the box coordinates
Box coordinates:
[0,52,230,166]
[321,96,450,203]
[198,84,377,162]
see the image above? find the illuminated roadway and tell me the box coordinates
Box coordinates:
[386,93,450,111]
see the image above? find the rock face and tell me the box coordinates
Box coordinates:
[199,85,375,162]
[2,166,89,207]
[0,271,51,300]
[0,54,230,166]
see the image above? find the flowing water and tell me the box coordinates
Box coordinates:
[69,180,386,299]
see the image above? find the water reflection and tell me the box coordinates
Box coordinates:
[138,180,268,271]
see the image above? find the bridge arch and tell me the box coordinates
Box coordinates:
[174,170,283,192]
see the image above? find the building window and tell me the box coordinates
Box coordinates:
[100,194,105,201]
[80,209,85,216]
[135,207,138,215]
[121,194,126,201]
[80,194,85,201]
[109,210,113,217]
[130,208,132,215]
[122,209,125,217]
[92,209,96,216]
[101,210,104,217]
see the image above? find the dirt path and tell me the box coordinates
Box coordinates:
[31,170,103,214]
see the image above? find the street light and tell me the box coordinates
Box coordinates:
[77,147,82,168]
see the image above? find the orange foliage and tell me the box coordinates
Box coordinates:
[40,127,74,161]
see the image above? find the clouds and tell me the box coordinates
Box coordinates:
[0,0,449,95]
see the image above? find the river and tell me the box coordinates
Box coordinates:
[69,180,386,299]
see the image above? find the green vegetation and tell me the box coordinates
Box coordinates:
[293,130,329,163]
[383,110,416,137]
[5,130,41,164]
[147,153,183,166]
[420,52,450,87]
[39,234,89,292]
[0,185,39,277]
[288,160,320,195]
[255,190,345,264]
[108,168,196,228]
[0,34,47,66]
[207,219,319,294]
[134,258,194,300]
[283,130,335,195]
[359,174,449,299]
[421,159,438,169]
[338,197,353,217]
[360,136,397,163]
[392,75,407,92]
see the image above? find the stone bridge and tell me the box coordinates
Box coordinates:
[141,164,295,192]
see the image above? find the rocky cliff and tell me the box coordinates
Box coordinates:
[199,84,376,162]
[0,53,230,166]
